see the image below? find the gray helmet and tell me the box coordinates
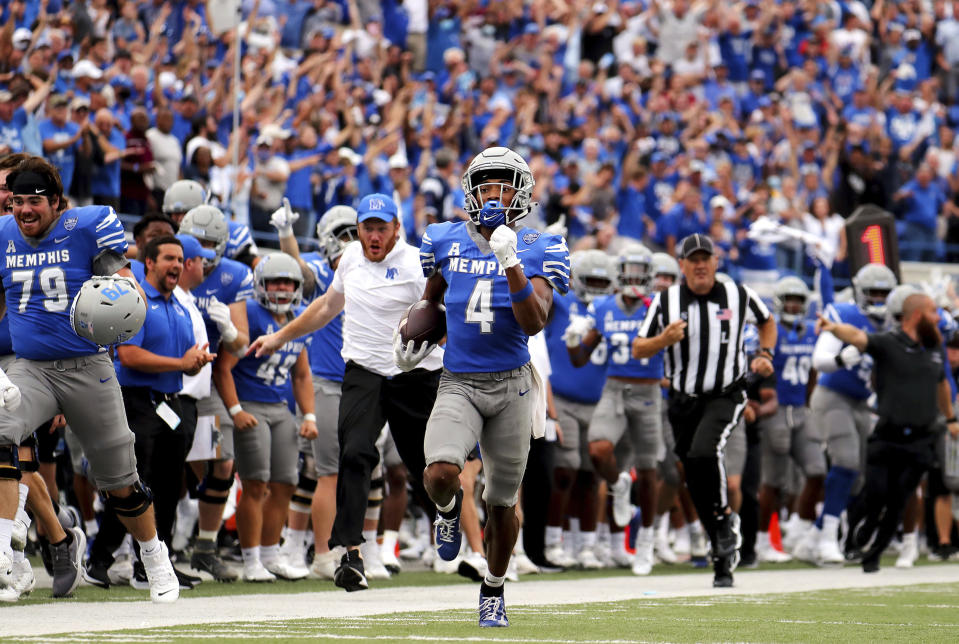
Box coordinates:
[461,146,535,226]
[886,284,921,324]
[162,180,206,216]
[254,252,304,314]
[852,262,897,322]
[571,249,616,303]
[617,243,653,298]
[773,276,810,326]
[70,276,146,346]
[179,205,229,268]
[316,205,358,263]
[649,252,680,292]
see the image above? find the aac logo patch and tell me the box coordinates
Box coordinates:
[220,271,234,286]
[64,216,78,231]
[522,232,540,245]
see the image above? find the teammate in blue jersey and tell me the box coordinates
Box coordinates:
[756,277,823,562]
[407,146,570,627]
[176,204,253,581]
[801,262,897,566]
[0,156,179,602]
[566,244,665,576]
[225,219,259,268]
[213,252,317,582]
[541,249,615,570]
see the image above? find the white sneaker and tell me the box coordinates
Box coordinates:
[817,536,845,567]
[610,472,633,528]
[631,539,655,575]
[264,556,309,580]
[433,553,460,574]
[141,542,179,603]
[672,529,691,557]
[10,518,27,552]
[593,540,612,568]
[360,540,391,580]
[793,528,820,564]
[242,560,277,582]
[757,546,793,563]
[380,542,402,574]
[310,549,339,580]
[782,519,811,552]
[544,544,577,568]
[513,552,540,575]
[577,547,604,570]
[655,535,679,564]
[896,533,919,569]
[0,552,14,589]
[12,559,35,596]
[458,550,488,581]
[506,556,519,582]
[108,554,134,586]
[609,543,633,568]
[689,527,708,558]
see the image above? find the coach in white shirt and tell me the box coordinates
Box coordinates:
[250,193,442,592]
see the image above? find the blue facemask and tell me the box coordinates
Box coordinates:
[478,199,506,228]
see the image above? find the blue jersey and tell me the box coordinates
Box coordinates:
[545,290,608,404]
[818,302,877,400]
[773,319,817,407]
[130,258,145,282]
[232,300,310,404]
[303,251,345,382]
[421,221,570,373]
[590,294,664,380]
[192,258,254,349]
[0,206,127,360]
[39,119,80,195]
[225,221,257,261]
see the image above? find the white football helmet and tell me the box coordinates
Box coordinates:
[316,205,358,263]
[178,205,229,268]
[852,262,897,322]
[885,284,920,324]
[461,146,534,226]
[571,250,617,303]
[617,243,653,299]
[773,276,810,327]
[254,252,303,314]
[162,180,206,216]
[70,276,146,346]
[649,252,680,292]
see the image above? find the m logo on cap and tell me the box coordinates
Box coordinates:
[367,197,386,211]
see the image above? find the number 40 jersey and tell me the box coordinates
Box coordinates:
[773,319,817,407]
[421,221,570,374]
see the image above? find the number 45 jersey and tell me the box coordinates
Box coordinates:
[773,319,817,407]
[231,299,311,404]
[421,221,570,374]
[588,294,664,379]
[0,206,127,360]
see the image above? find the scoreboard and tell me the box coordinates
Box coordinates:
[845,206,901,281]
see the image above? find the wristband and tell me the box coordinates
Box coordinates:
[510,280,534,303]
[303,413,317,423]
[948,417,957,424]
[760,347,775,358]
[228,404,243,417]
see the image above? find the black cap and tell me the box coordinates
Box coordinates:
[680,233,715,259]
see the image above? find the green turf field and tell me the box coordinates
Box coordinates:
[30,582,959,643]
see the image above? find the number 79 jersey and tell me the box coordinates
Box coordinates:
[772,319,817,407]
[588,294,664,379]
[231,299,311,404]
[421,221,570,374]
[0,206,127,360]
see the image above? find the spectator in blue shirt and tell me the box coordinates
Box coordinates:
[894,164,947,261]
[39,94,88,197]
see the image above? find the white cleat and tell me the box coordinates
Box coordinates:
[264,556,309,580]
[672,530,691,558]
[360,540,392,580]
[543,544,577,569]
[242,561,277,583]
[309,549,340,580]
[757,546,793,563]
[12,559,35,596]
[10,517,27,552]
[655,536,679,564]
[108,554,134,586]
[506,557,519,582]
[793,529,820,565]
[896,534,919,569]
[513,552,540,575]
[576,547,604,570]
[380,543,402,575]
[610,472,633,528]
[141,542,179,603]
[631,539,655,576]
[817,537,846,567]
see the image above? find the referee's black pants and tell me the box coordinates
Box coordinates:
[668,387,748,546]
[847,425,937,568]
[329,361,440,549]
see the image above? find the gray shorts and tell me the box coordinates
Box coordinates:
[724,418,746,478]
[424,365,533,508]
[197,389,234,461]
[588,380,664,470]
[657,408,681,487]
[553,394,596,472]
[379,427,402,469]
[233,400,299,485]
[760,405,827,488]
[309,375,341,477]
[809,386,873,472]
[0,354,136,491]
[64,426,86,479]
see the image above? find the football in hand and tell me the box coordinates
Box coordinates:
[400,300,447,347]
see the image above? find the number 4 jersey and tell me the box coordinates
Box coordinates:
[421,221,570,373]
[0,206,127,360]
[589,293,664,379]
[231,299,311,404]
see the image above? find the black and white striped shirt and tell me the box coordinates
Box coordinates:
[639,279,771,396]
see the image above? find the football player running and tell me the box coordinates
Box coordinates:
[409,147,570,627]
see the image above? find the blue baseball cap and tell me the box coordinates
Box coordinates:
[176,234,215,260]
[357,193,398,222]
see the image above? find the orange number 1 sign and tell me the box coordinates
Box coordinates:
[860,224,886,264]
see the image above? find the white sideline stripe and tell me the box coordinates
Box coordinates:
[8,565,959,637]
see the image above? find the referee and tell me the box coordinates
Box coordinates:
[819,292,959,573]
[249,194,444,592]
[632,234,776,587]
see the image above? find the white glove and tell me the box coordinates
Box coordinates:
[562,315,594,349]
[544,214,568,239]
[0,372,20,411]
[269,197,299,238]
[207,296,239,344]
[393,329,436,372]
[489,225,520,269]
[838,344,862,369]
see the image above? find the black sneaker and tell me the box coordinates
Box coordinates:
[738,551,758,569]
[175,567,202,589]
[712,555,734,588]
[714,513,742,558]
[82,558,112,589]
[333,550,368,592]
[191,540,239,582]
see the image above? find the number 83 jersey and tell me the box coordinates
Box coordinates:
[231,299,311,403]
[588,294,663,379]
[421,221,570,374]
[0,206,127,360]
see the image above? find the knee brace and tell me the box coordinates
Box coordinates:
[198,474,233,505]
[0,444,20,481]
[18,437,37,473]
[291,460,318,514]
[105,481,153,518]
